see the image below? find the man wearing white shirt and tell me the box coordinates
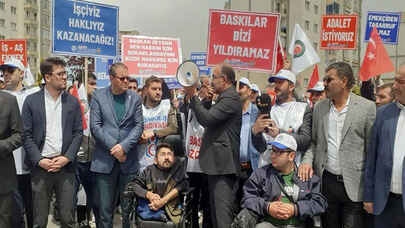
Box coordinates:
[1,59,40,228]
[299,62,376,228]
[22,57,83,228]
[252,70,312,165]
[364,63,405,228]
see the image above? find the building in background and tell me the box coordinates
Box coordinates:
[0,0,51,76]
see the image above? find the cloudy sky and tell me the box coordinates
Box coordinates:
[89,0,227,60]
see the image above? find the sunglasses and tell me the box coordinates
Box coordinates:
[115,76,129,82]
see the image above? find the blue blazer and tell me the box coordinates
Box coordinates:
[248,103,260,170]
[22,89,83,172]
[90,87,143,174]
[364,102,405,214]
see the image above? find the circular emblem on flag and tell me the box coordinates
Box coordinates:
[293,40,305,58]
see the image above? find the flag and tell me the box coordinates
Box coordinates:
[288,24,320,74]
[23,64,36,87]
[359,27,395,81]
[307,64,319,89]
[69,84,88,135]
[275,36,286,74]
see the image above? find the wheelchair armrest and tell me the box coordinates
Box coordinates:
[180,187,195,197]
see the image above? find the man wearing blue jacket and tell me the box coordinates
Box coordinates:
[364,63,405,228]
[90,62,144,228]
[240,134,327,228]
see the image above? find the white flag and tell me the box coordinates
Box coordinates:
[24,64,36,87]
[288,24,320,74]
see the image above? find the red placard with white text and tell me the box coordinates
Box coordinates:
[207,9,280,73]
[121,35,182,77]
[0,40,27,66]
[320,15,358,50]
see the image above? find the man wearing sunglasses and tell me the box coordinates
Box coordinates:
[22,57,83,228]
[90,62,144,228]
[236,133,327,228]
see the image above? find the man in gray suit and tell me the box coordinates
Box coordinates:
[90,62,143,228]
[0,91,22,227]
[298,62,376,228]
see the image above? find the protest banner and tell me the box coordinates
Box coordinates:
[121,35,182,77]
[52,0,119,58]
[0,39,27,66]
[365,11,401,44]
[207,9,280,73]
[320,15,358,50]
[95,57,113,87]
[190,52,211,75]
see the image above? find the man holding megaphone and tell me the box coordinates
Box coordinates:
[184,63,242,228]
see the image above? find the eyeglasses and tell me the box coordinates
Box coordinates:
[271,147,293,156]
[52,71,67,77]
[115,76,129,82]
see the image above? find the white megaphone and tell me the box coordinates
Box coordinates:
[176,60,200,87]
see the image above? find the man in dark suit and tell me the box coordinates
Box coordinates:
[22,57,83,228]
[186,63,242,228]
[0,91,23,227]
[364,63,405,228]
[90,62,143,228]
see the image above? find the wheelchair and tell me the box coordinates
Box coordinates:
[122,159,194,228]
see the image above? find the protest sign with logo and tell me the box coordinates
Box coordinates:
[207,9,280,73]
[121,35,182,78]
[52,0,118,58]
[365,11,401,44]
[190,52,211,76]
[95,57,113,87]
[0,40,27,66]
[320,15,358,50]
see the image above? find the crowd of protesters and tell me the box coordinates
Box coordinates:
[0,56,404,228]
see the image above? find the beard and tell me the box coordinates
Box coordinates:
[276,90,289,105]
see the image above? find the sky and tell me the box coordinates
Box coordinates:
[89,0,228,60]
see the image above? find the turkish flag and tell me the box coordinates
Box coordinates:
[359,27,395,81]
[69,84,88,131]
[275,36,286,74]
[308,64,319,89]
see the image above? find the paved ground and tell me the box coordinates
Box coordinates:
[47,213,122,228]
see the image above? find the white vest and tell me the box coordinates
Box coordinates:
[185,109,204,173]
[138,99,171,169]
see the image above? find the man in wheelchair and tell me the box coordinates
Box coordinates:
[127,142,188,225]
[233,134,327,228]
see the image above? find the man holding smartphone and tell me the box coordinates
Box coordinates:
[252,70,312,165]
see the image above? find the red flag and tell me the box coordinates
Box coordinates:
[359,27,395,81]
[275,36,286,74]
[307,64,319,89]
[69,84,88,131]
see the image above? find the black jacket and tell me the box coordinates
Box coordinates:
[0,91,22,194]
[242,164,327,221]
[190,86,242,176]
[22,89,83,172]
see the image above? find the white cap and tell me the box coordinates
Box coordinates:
[0,58,25,71]
[251,83,260,94]
[269,133,297,151]
[307,81,325,92]
[239,77,251,88]
[268,69,296,85]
